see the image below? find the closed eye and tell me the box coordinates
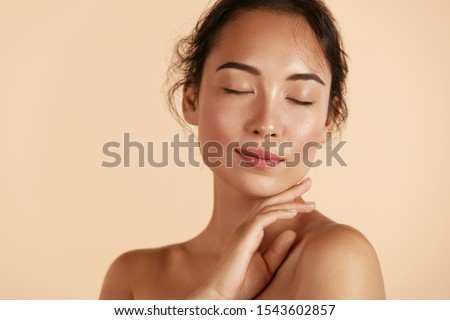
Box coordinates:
[223,88,254,95]
[286,97,313,107]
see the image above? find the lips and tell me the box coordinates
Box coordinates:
[235,147,284,169]
[239,147,284,161]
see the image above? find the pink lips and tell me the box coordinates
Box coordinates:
[237,147,284,168]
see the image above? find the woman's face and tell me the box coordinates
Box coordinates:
[185,10,332,197]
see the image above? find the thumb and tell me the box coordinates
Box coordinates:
[262,230,297,275]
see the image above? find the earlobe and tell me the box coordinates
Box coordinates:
[319,129,328,144]
[320,118,335,144]
[328,97,340,130]
[325,116,335,134]
[320,98,338,144]
[182,85,199,126]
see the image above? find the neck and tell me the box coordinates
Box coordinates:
[188,174,305,257]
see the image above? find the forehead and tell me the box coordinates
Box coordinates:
[207,9,331,82]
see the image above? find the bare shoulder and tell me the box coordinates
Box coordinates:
[99,245,180,299]
[291,214,385,299]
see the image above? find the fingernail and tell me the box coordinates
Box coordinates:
[304,201,315,207]
[288,209,297,213]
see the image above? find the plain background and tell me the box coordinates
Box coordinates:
[1,0,449,299]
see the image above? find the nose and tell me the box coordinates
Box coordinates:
[245,95,283,139]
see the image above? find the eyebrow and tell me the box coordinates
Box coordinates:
[216,62,260,75]
[216,62,325,86]
[286,73,325,86]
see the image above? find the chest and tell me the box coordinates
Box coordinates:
[132,252,301,300]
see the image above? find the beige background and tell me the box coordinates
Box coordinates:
[1,0,449,299]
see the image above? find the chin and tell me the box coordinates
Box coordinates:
[214,167,304,198]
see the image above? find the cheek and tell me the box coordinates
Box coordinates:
[289,111,326,145]
[286,110,327,164]
[197,96,239,148]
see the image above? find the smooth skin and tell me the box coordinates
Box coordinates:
[100,10,385,300]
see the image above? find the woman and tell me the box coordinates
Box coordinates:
[100,0,385,299]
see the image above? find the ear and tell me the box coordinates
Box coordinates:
[182,84,199,126]
[320,97,338,143]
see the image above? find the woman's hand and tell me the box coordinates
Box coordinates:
[186,178,315,300]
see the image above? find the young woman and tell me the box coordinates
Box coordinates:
[100,0,385,300]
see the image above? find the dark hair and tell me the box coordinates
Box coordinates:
[166,0,348,131]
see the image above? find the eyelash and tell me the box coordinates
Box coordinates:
[223,88,313,107]
[286,98,313,107]
[223,88,253,95]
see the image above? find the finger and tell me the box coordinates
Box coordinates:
[258,201,316,215]
[234,209,299,256]
[220,203,313,279]
[233,201,314,258]
[210,210,301,297]
[218,209,298,282]
[259,178,312,209]
[262,230,297,275]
